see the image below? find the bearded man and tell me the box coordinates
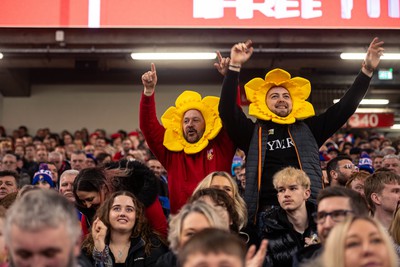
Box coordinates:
[217,37,384,223]
[140,63,236,214]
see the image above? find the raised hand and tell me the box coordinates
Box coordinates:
[214,51,230,76]
[363,37,384,77]
[141,63,158,96]
[230,40,254,67]
[92,217,108,252]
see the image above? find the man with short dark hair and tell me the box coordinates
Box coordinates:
[1,154,30,186]
[326,155,358,186]
[70,150,87,171]
[0,170,19,200]
[364,170,400,228]
[293,186,369,266]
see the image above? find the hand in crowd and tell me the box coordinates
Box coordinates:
[362,37,384,77]
[230,40,254,67]
[141,63,158,96]
[92,217,108,252]
[245,239,268,267]
[214,51,230,76]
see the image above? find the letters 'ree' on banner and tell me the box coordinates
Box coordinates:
[0,0,399,28]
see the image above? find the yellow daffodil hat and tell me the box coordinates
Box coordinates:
[161,90,222,154]
[244,68,315,124]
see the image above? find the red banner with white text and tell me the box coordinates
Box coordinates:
[348,113,395,128]
[0,0,399,28]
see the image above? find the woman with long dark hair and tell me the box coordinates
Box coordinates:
[82,191,167,266]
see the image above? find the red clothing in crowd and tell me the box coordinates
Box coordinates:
[140,93,236,214]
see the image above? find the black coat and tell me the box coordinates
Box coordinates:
[84,235,168,267]
[260,201,317,267]
[155,251,177,267]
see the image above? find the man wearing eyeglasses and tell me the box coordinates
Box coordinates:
[293,186,369,267]
[364,170,400,229]
[326,155,359,187]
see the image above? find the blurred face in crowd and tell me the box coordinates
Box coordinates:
[25,146,36,160]
[332,160,358,186]
[210,175,234,198]
[147,159,163,178]
[182,110,205,144]
[84,145,95,155]
[36,150,48,163]
[238,168,246,189]
[276,180,310,212]
[344,219,390,267]
[36,144,47,153]
[59,173,77,203]
[47,163,58,184]
[348,178,365,197]
[122,140,133,153]
[14,146,25,158]
[1,155,17,171]
[95,139,106,149]
[372,182,400,214]
[48,154,63,171]
[85,158,96,168]
[382,158,400,175]
[63,134,73,145]
[180,212,211,249]
[76,187,106,210]
[70,153,86,171]
[34,181,52,189]
[265,87,293,117]
[373,156,383,170]
[7,223,80,267]
[317,196,352,244]
[0,175,18,200]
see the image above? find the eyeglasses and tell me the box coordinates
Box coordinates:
[312,210,354,224]
[340,164,358,170]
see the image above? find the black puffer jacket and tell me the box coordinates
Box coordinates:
[260,201,317,267]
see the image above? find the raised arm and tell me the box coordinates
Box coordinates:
[139,63,168,165]
[141,63,158,96]
[229,40,254,71]
[307,37,384,146]
[214,51,230,76]
[218,41,256,152]
[361,37,384,77]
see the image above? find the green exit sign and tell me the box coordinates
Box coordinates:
[378,69,393,80]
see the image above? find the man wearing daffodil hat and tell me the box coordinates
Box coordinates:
[140,63,236,214]
[217,38,384,224]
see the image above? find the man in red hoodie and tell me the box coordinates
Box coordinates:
[140,63,236,214]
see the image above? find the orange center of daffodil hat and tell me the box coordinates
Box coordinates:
[244,68,315,124]
[161,91,222,154]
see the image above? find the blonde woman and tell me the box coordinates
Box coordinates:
[320,216,398,267]
[155,200,228,267]
[194,171,247,229]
